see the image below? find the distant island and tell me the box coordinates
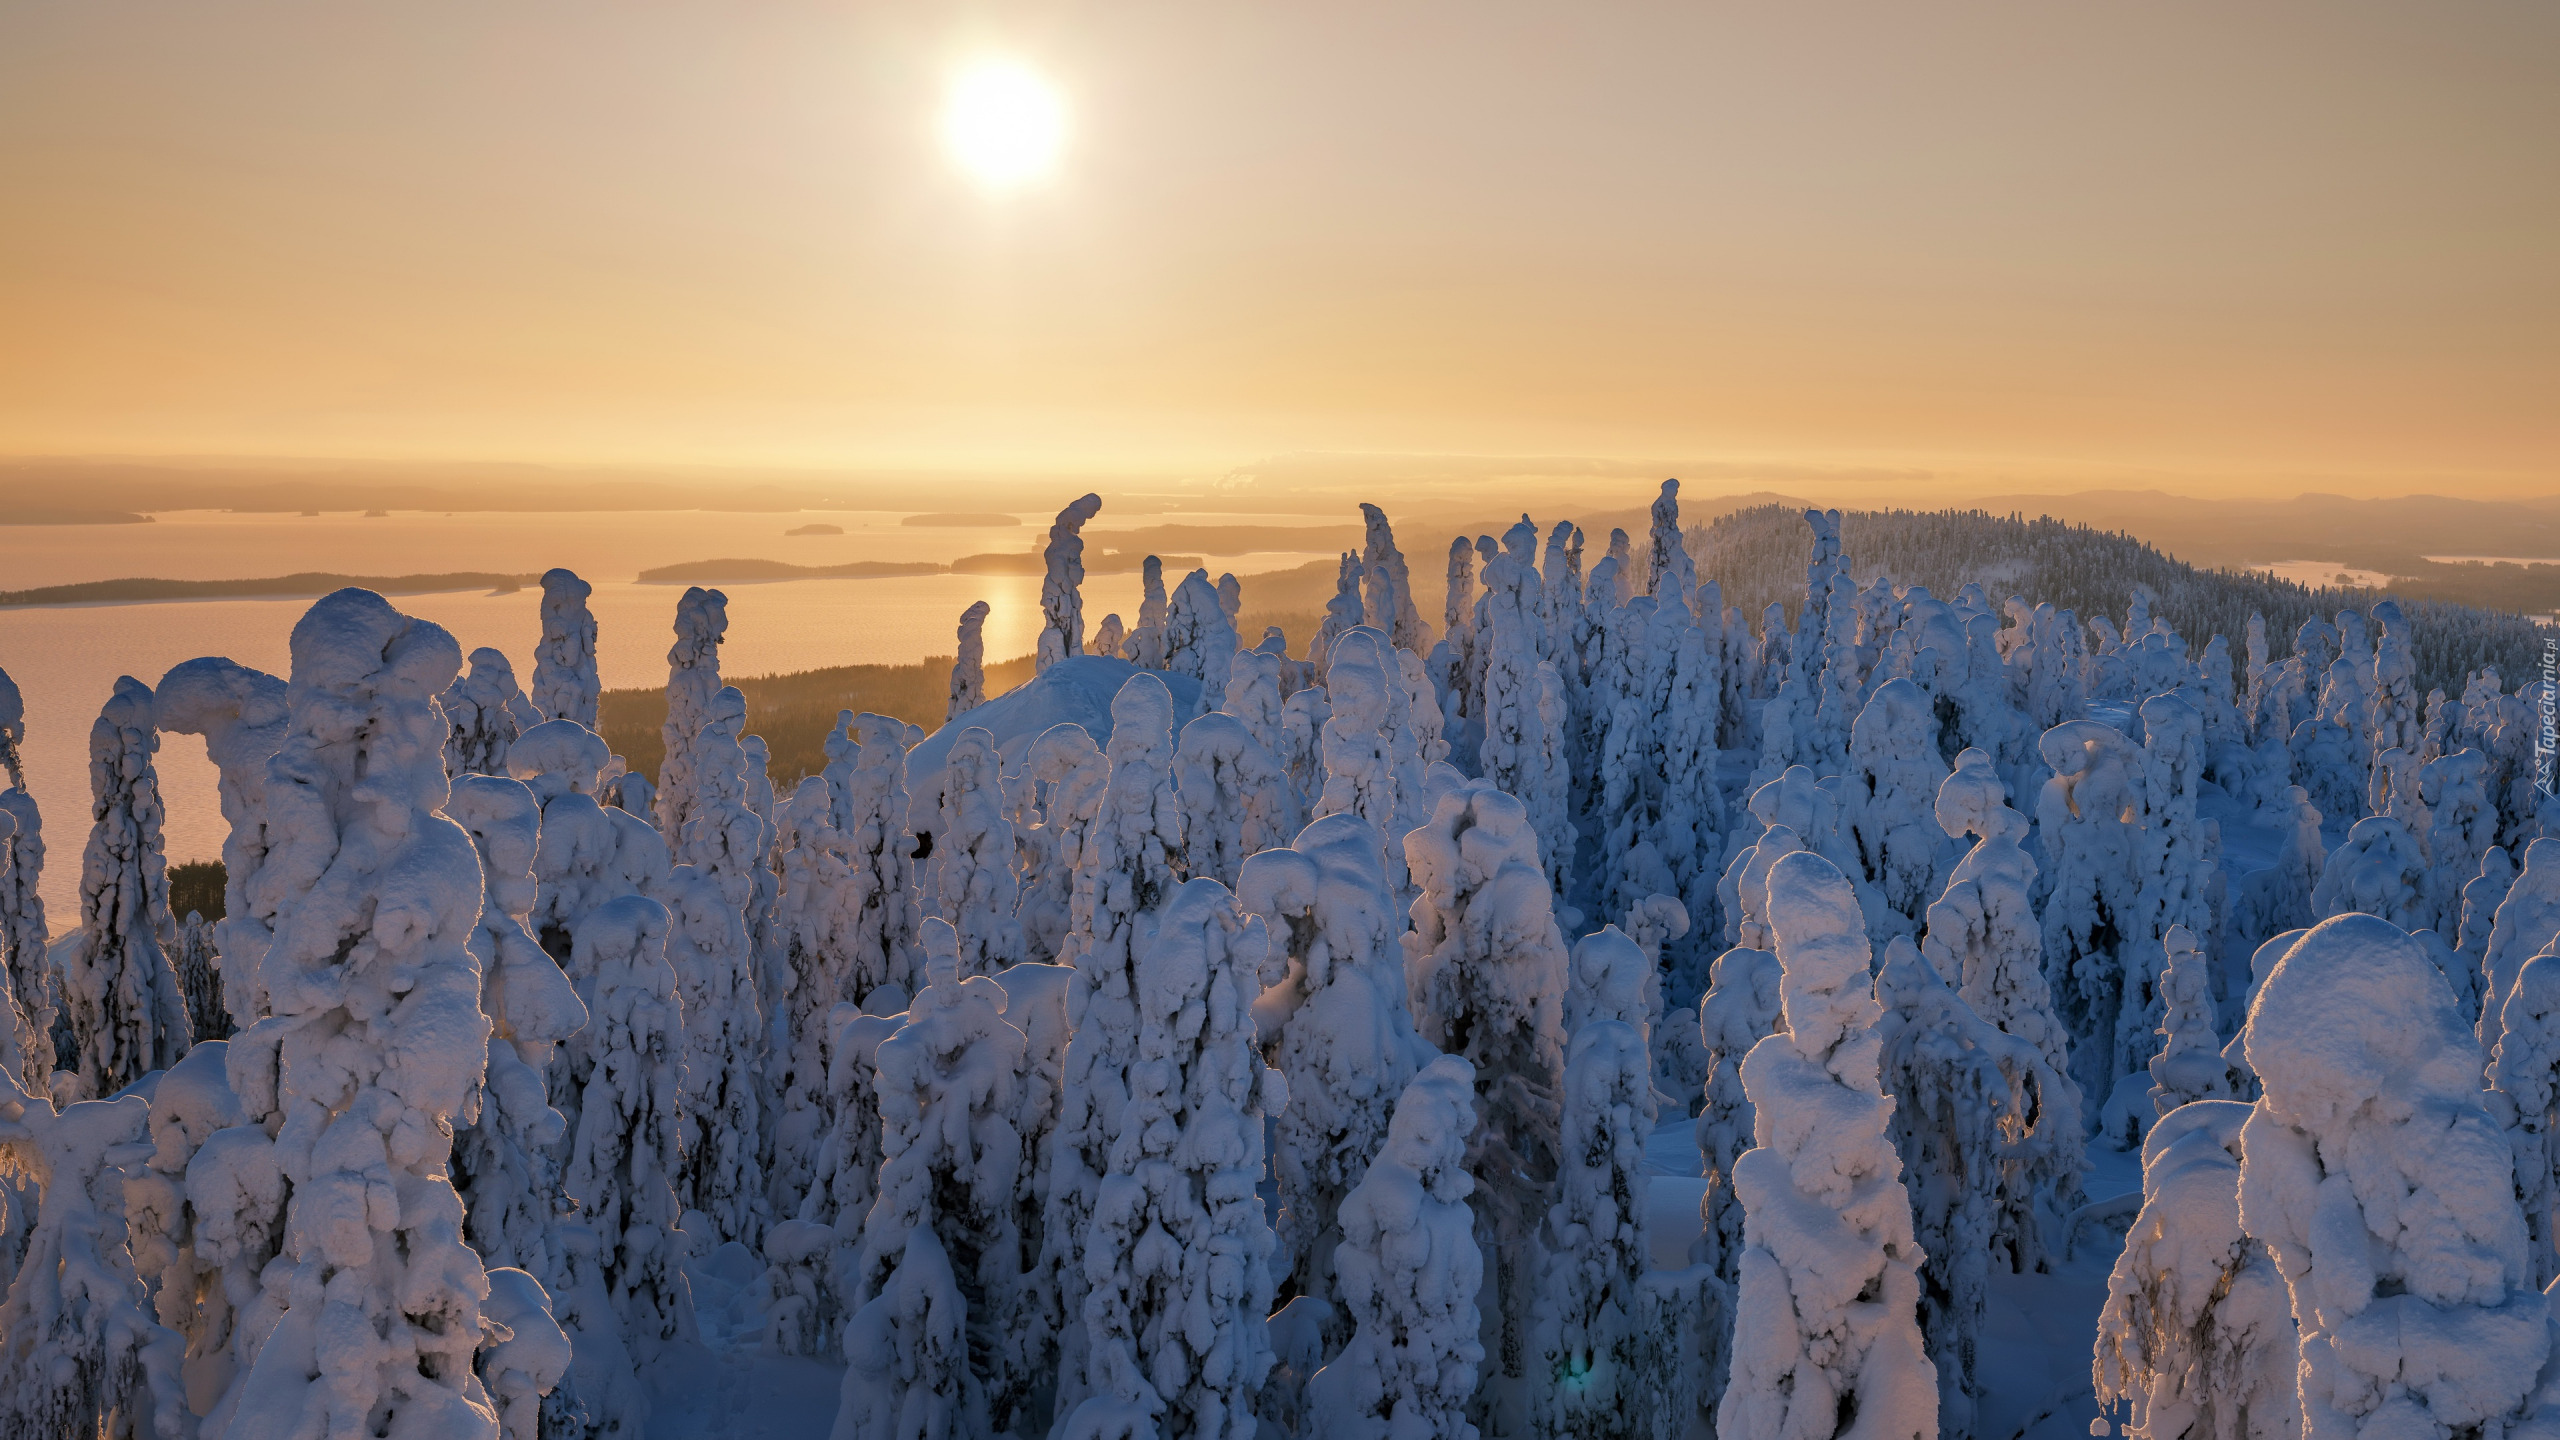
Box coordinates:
[900,512,1021,528]
[636,550,1199,584]
[784,522,844,536]
[0,571,538,608]
[2,507,151,526]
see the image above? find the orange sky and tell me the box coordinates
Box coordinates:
[2,2,2553,497]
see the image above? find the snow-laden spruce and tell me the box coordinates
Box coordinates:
[1874,935,2065,1438]
[1057,878,1280,1440]
[655,584,731,844]
[1174,710,1300,889]
[534,567,601,729]
[1043,672,1187,1424]
[1238,811,1432,1319]
[831,918,1031,1440]
[1317,627,1425,897]
[828,711,924,1006]
[1921,747,2085,1245]
[445,774,589,1285]
[207,588,505,1440]
[1165,567,1238,720]
[123,1039,251,1427]
[1360,502,1426,653]
[1403,778,1569,1432]
[2481,839,2560,1061]
[1529,1011,1693,1440]
[925,726,1023,975]
[2238,914,2560,1440]
[59,674,191,1100]
[662,862,765,1246]
[156,655,290,1034]
[0,1074,187,1436]
[2147,926,2231,1118]
[444,645,539,778]
[1303,1055,1485,1440]
[1039,494,1105,672]
[1719,849,1938,1440]
[950,598,991,722]
[1126,554,1171,669]
[2491,944,2560,1288]
[0,769,48,1091]
[2093,1100,2299,1440]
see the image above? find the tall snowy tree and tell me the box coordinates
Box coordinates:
[830,711,923,1006]
[1360,502,1427,653]
[2146,925,2232,1120]
[1237,811,1431,1321]
[60,674,190,1100]
[0,1076,187,1437]
[445,774,589,1284]
[663,862,765,1246]
[207,588,505,1439]
[2238,914,2560,1440]
[949,598,991,722]
[2491,950,2560,1286]
[1038,493,1104,673]
[1718,850,1938,1440]
[1403,779,1569,1431]
[534,567,601,729]
[1174,710,1299,889]
[1303,1055,1485,1440]
[443,646,538,779]
[1165,568,1239,719]
[656,584,731,844]
[2093,1100,2298,1440]
[926,726,1023,976]
[1042,672,1188,1423]
[832,918,1030,1439]
[1056,879,1279,1440]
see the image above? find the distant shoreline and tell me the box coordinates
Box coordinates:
[0,572,534,608]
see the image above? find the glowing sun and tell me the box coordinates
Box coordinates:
[941,58,1067,189]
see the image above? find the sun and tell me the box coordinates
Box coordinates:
[941,58,1067,190]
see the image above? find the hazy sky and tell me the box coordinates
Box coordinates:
[2,2,2552,495]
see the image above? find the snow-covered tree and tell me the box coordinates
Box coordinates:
[1694,937,1783,1291]
[172,910,224,1045]
[1922,749,2084,1222]
[662,862,764,1245]
[1043,672,1188,1421]
[1718,849,1938,1440]
[1840,677,1956,943]
[830,711,923,1006]
[1013,721,1105,966]
[2038,717,2152,1116]
[0,772,48,1091]
[2093,1100,2299,1440]
[1165,568,1239,719]
[775,999,905,1361]
[1312,551,1369,685]
[2147,925,2232,1119]
[156,654,289,1034]
[445,774,589,1285]
[2310,814,2429,929]
[925,726,1022,976]
[1303,1055,1483,1440]
[1360,502,1426,652]
[210,588,503,1439]
[1038,493,1104,673]
[555,892,692,1432]
[1316,628,1422,896]
[1477,534,1574,904]
[2238,913,2560,1440]
[1238,811,1430,1317]
[480,1267,573,1440]
[0,1075,186,1437]
[1403,779,1568,1430]
[1224,644,1288,762]
[60,674,190,1100]
[1873,934,2068,1438]
[444,646,538,778]
[534,567,601,729]
[655,584,730,843]
[950,598,991,722]
[1530,1014,1689,1440]
[1057,878,1280,1440]
[122,1038,250,1427]
[1089,613,1126,664]
[1125,553,1171,670]
[2492,949,2560,1286]
[1174,710,1299,889]
[831,919,1029,1439]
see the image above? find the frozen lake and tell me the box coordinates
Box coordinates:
[0,508,1334,917]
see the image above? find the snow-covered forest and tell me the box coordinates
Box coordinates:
[3,483,2559,1440]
